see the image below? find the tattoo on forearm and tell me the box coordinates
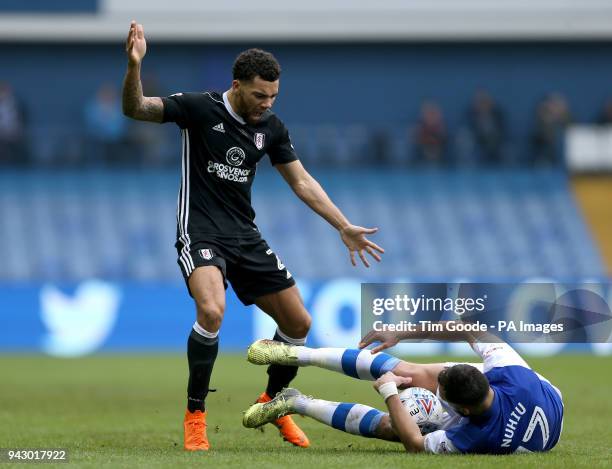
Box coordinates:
[122,68,163,123]
[122,69,142,116]
[138,97,163,122]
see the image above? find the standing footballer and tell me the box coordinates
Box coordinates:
[121,21,384,451]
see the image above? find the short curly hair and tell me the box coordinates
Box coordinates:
[232,48,281,82]
[438,364,489,407]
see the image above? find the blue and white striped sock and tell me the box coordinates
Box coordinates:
[295,347,400,380]
[293,396,385,438]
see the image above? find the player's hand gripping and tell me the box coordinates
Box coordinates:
[340,224,385,268]
[373,371,412,391]
[359,330,400,354]
[126,20,147,65]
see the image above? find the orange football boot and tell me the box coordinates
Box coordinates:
[256,392,310,448]
[184,409,209,451]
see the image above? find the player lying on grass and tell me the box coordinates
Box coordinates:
[242,325,564,454]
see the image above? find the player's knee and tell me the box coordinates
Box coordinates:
[277,310,311,339]
[195,300,225,332]
[289,313,311,338]
[300,314,312,335]
[196,312,223,333]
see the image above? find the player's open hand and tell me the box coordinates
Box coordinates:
[359,330,399,353]
[373,371,412,391]
[340,224,385,268]
[126,20,147,65]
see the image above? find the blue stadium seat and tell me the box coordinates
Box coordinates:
[0,169,605,282]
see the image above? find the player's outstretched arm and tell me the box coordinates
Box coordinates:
[276,160,385,267]
[374,372,425,453]
[359,323,500,353]
[122,20,164,123]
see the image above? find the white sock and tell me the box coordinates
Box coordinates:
[295,347,401,380]
[292,395,385,438]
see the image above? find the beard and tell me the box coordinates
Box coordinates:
[235,90,265,125]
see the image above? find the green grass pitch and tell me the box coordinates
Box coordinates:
[0,354,610,468]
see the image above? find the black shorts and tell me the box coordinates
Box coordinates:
[175,234,296,306]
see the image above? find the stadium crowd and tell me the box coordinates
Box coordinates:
[1,80,610,169]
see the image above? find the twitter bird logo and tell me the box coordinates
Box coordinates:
[40,280,121,357]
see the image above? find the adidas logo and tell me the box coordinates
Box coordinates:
[212,123,225,133]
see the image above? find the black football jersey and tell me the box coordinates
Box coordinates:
[161,91,298,240]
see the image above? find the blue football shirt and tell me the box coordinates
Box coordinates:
[424,342,564,454]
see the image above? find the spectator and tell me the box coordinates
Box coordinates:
[0,82,28,166]
[531,93,571,166]
[369,129,392,166]
[84,83,128,165]
[412,100,447,166]
[597,98,612,125]
[467,89,505,165]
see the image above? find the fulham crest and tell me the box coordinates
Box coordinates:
[199,249,213,260]
[254,133,265,150]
